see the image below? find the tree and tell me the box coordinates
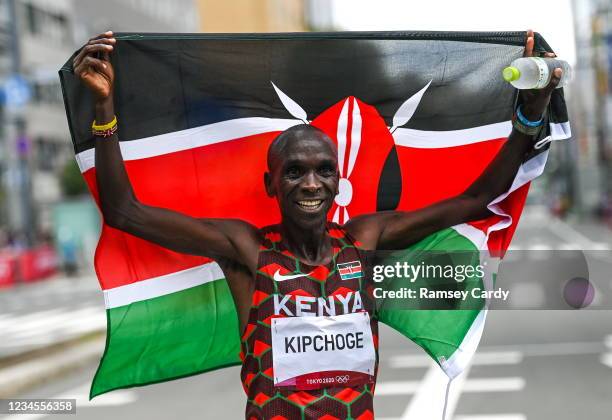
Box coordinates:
[60,159,88,196]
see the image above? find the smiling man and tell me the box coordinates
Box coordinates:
[74,30,561,419]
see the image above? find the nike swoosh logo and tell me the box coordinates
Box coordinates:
[273,269,312,282]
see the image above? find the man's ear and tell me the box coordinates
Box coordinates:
[264,172,275,198]
[335,172,340,196]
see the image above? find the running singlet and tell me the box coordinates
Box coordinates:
[240,222,378,420]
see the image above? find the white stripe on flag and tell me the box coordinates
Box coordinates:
[441,309,488,379]
[451,223,487,249]
[393,120,570,149]
[393,121,512,148]
[103,262,225,309]
[76,118,571,173]
[76,117,302,173]
[550,121,572,140]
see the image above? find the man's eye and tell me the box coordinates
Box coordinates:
[286,167,301,178]
[319,166,336,176]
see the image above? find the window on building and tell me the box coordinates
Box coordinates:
[32,81,63,105]
[25,3,38,34]
[23,3,70,43]
[35,138,62,172]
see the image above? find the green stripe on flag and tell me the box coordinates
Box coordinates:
[90,278,240,399]
[377,227,484,365]
[341,272,363,280]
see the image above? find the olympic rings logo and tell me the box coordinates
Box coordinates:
[335,375,350,383]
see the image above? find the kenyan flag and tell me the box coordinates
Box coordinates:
[59,31,570,398]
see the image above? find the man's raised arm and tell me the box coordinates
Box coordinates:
[73,32,260,272]
[345,30,562,251]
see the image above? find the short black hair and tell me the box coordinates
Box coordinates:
[267,124,335,171]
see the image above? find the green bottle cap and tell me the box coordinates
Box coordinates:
[503,66,521,82]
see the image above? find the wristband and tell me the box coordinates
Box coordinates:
[516,105,544,127]
[512,113,542,137]
[92,116,118,138]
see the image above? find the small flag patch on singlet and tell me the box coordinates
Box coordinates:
[337,261,363,280]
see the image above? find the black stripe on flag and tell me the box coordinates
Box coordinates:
[60,31,567,154]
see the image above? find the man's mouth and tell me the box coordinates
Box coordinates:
[296,199,323,211]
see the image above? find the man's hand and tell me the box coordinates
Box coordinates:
[519,29,563,121]
[346,30,565,251]
[73,31,116,102]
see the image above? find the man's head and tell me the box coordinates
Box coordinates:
[264,125,339,228]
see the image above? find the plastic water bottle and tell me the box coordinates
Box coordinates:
[503,57,572,89]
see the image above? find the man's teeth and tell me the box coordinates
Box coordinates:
[298,200,322,208]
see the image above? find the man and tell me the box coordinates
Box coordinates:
[74,30,561,419]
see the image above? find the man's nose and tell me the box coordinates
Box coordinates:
[301,171,321,193]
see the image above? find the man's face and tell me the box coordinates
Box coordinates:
[265,134,339,228]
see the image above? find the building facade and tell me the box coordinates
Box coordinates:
[0,0,199,243]
[570,0,611,217]
[197,0,306,32]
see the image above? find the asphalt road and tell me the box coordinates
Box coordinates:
[1,208,611,420]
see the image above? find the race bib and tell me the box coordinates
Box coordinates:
[271,311,376,390]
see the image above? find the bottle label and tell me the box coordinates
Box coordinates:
[532,57,549,89]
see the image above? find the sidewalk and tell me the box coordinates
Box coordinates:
[0,271,105,360]
[0,272,107,397]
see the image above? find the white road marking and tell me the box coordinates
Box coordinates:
[375,376,524,397]
[454,415,526,420]
[479,340,605,357]
[527,243,552,260]
[0,307,105,358]
[557,243,581,251]
[462,377,525,393]
[382,339,606,419]
[549,218,610,251]
[0,309,63,330]
[390,351,522,369]
[400,362,471,420]
[0,383,136,420]
[601,335,612,368]
[10,310,104,338]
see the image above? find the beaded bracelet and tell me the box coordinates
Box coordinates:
[92,116,118,138]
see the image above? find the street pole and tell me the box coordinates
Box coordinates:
[591,2,611,218]
[3,0,35,246]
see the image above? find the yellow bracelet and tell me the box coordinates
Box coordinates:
[92,116,117,131]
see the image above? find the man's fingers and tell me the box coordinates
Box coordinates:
[544,68,563,95]
[83,56,107,71]
[88,30,113,42]
[73,62,86,77]
[73,43,113,68]
[75,56,108,79]
[88,37,115,46]
[74,43,113,61]
[523,30,534,57]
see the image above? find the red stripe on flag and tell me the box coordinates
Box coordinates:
[84,132,282,290]
[395,138,506,212]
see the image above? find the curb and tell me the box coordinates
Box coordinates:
[0,332,106,398]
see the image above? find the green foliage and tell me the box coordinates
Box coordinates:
[60,159,88,197]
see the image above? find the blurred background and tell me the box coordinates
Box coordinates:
[0,1,610,419]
